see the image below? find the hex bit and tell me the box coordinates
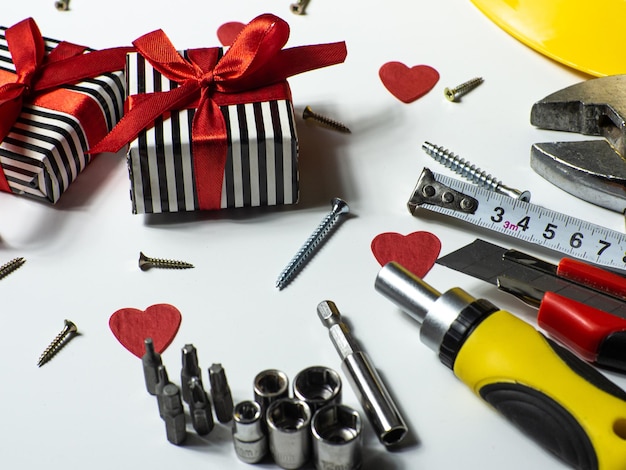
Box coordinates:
[161,383,187,445]
[181,344,202,404]
[155,365,173,418]
[189,377,214,435]
[209,363,234,423]
[142,338,162,395]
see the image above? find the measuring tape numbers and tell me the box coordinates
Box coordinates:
[409,168,626,271]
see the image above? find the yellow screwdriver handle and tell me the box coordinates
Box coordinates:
[454,310,626,470]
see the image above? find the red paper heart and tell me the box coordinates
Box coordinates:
[371,231,441,277]
[109,304,182,358]
[379,62,440,103]
[217,22,246,46]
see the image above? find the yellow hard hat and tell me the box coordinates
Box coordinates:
[471,0,624,77]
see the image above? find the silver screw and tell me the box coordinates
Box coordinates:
[37,319,78,367]
[276,198,350,289]
[138,252,194,271]
[290,0,310,15]
[444,77,483,102]
[302,106,351,133]
[422,141,531,201]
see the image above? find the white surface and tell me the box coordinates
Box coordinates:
[1,1,623,469]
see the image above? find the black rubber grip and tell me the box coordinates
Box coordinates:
[480,382,597,470]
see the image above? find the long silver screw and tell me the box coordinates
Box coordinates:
[139,252,194,271]
[37,319,78,367]
[444,77,483,102]
[276,198,350,289]
[302,106,351,134]
[422,142,531,201]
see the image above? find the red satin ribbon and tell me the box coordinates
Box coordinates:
[90,13,347,210]
[0,17,133,193]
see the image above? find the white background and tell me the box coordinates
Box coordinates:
[1,1,623,469]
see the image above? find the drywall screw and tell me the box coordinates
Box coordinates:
[138,252,194,271]
[37,319,78,367]
[54,0,70,10]
[276,198,350,289]
[422,141,531,201]
[444,77,483,102]
[0,257,25,280]
[290,0,310,15]
[303,106,351,133]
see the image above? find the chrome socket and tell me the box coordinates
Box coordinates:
[232,400,268,464]
[266,398,312,469]
[254,369,289,413]
[312,404,362,470]
[293,366,342,414]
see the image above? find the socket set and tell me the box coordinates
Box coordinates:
[236,366,362,470]
[141,340,362,469]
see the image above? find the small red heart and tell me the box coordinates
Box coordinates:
[371,231,441,277]
[109,304,182,358]
[379,62,440,103]
[217,22,246,46]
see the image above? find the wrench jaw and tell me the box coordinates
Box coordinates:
[531,140,626,213]
[530,74,626,213]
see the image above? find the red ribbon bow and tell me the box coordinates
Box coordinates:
[0,17,133,193]
[90,13,347,210]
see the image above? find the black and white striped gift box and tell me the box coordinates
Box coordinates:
[126,51,299,214]
[0,29,125,204]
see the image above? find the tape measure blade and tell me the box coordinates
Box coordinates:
[417,171,626,272]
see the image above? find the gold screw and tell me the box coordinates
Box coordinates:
[138,252,194,271]
[0,257,25,280]
[302,106,351,133]
[290,0,310,15]
[54,0,70,11]
[444,77,484,102]
[37,320,78,367]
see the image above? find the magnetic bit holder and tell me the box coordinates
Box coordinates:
[317,300,408,447]
[407,167,478,216]
[530,74,626,213]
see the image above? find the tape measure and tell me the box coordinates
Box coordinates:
[409,167,626,271]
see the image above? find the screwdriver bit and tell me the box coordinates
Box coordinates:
[142,338,162,395]
[189,377,214,435]
[161,383,187,445]
[155,365,173,418]
[181,344,202,404]
[209,363,234,423]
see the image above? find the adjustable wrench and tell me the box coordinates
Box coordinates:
[531,75,626,213]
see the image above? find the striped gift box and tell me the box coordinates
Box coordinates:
[0,29,125,204]
[126,51,299,214]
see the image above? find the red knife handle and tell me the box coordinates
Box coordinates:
[538,291,626,371]
[558,258,626,300]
